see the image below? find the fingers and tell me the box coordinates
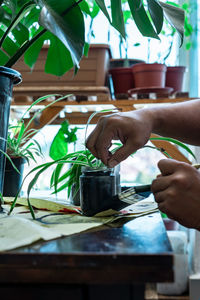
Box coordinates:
[86,122,103,158]
[157,159,181,175]
[86,118,114,164]
[151,176,170,193]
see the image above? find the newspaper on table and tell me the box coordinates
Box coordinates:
[0,194,158,252]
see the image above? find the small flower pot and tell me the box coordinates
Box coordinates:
[109,67,134,94]
[3,157,26,197]
[165,66,186,92]
[80,168,117,216]
[132,63,167,88]
[0,67,21,211]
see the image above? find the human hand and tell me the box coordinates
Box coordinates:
[86,110,153,168]
[151,159,200,230]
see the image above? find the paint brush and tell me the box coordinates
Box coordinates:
[111,163,200,211]
[111,184,151,211]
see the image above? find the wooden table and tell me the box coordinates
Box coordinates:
[0,212,173,300]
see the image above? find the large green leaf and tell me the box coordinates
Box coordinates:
[127,0,159,39]
[50,128,68,160]
[44,35,74,76]
[147,0,163,34]
[0,28,19,56]
[38,0,85,68]
[94,0,111,22]
[0,48,9,65]
[23,31,46,69]
[111,0,125,38]
[159,1,185,45]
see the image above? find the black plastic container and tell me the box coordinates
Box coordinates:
[80,168,117,216]
[0,67,22,210]
[3,157,25,197]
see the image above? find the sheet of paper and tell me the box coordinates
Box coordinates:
[0,195,158,252]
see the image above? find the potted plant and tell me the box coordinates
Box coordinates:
[2,94,68,197]
[0,0,86,209]
[145,1,194,93]
[108,1,185,96]
[7,107,196,220]
[0,0,185,211]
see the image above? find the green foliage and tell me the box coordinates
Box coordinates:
[0,0,184,76]
[6,94,70,165]
[49,120,79,160]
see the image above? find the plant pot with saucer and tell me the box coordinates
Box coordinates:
[132,63,167,88]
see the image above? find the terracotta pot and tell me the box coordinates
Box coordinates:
[109,67,134,94]
[132,63,167,88]
[165,66,186,92]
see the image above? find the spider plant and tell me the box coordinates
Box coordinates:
[8,108,196,219]
[1,94,70,172]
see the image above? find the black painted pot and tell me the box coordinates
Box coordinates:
[3,156,26,197]
[80,168,117,216]
[0,67,22,210]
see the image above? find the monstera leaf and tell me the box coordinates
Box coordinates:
[38,0,85,69]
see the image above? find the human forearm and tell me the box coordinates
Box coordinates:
[143,100,200,145]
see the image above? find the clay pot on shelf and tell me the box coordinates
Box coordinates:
[109,58,145,96]
[165,66,186,92]
[109,67,134,94]
[132,63,167,88]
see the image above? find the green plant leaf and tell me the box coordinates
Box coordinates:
[150,137,196,160]
[0,1,34,48]
[23,32,46,69]
[111,0,125,39]
[95,0,111,22]
[39,0,85,68]
[44,34,74,76]
[127,0,159,39]
[147,0,163,34]
[158,1,185,46]
[50,128,68,160]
